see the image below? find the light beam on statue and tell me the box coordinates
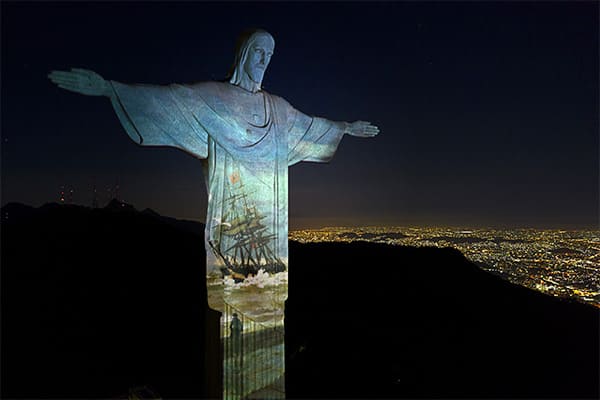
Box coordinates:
[49,29,379,399]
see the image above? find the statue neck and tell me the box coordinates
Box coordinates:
[237,73,261,93]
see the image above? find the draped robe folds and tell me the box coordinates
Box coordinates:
[109,80,345,324]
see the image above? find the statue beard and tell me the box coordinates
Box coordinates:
[246,65,266,86]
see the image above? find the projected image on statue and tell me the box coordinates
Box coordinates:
[48,29,379,399]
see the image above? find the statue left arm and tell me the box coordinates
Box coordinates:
[344,120,380,138]
[283,101,379,166]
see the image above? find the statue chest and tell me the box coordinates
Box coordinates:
[230,92,268,126]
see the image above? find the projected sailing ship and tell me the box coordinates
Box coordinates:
[209,179,286,282]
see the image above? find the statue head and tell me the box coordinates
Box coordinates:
[228,29,275,92]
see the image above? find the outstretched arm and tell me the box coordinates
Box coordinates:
[48,68,208,159]
[48,68,114,98]
[342,120,380,138]
[284,97,380,166]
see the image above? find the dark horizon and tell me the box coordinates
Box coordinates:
[2,199,597,231]
[2,2,598,230]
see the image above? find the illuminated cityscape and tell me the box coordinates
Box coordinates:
[289,226,600,308]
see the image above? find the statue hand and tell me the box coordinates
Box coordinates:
[345,120,380,138]
[48,68,112,97]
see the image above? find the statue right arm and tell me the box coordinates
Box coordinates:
[108,81,208,159]
[49,68,208,159]
[48,68,113,97]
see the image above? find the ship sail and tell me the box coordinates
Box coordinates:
[211,176,286,281]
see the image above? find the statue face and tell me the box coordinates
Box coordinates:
[243,35,274,86]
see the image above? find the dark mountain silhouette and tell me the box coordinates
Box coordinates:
[2,202,598,398]
[286,242,599,399]
[3,200,205,236]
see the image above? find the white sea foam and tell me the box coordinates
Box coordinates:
[224,269,288,289]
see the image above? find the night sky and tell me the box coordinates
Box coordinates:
[2,2,598,229]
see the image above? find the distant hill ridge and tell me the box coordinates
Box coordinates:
[1,200,205,237]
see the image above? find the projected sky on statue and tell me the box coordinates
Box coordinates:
[1,2,598,229]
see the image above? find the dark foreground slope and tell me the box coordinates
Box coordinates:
[2,202,208,398]
[286,241,599,398]
[2,203,598,398]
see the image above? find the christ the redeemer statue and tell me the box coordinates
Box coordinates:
[49,29,378,399]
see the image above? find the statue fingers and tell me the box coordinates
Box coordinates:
[49,69,103,95]
[50,75,78,87]
[49,74,79,86]
[71,68,103,80]
[363,126,379,137]
[57,83,85,93]
[57,83,98,96]
[50,73,92,88]
[50,79,83,91]
[361,121,376,128]
[349,121,379,137]
[49,70,79,81]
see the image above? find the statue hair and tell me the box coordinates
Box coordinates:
[227,29,274,86]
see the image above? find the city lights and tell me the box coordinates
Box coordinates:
[290,226,600,307]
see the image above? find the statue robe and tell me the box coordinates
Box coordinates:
[109,80,345,320]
